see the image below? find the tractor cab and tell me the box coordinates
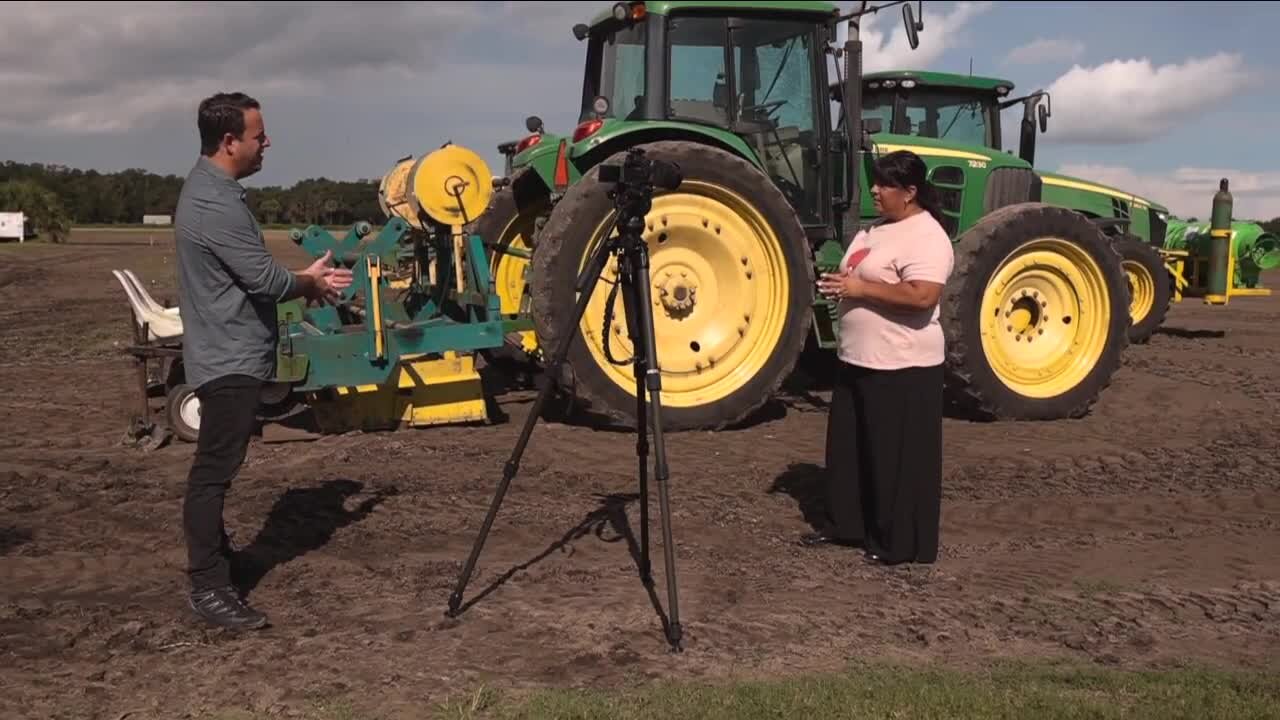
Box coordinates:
[573,1,840,227]
[856,70,1051,164]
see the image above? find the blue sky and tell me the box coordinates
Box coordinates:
[1,1,1277,219]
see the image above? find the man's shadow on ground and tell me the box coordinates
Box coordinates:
[232,479,397,596]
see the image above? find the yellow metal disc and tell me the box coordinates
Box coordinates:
[378,157,421,229]
[408,144,493,226]
[575,180,792,408]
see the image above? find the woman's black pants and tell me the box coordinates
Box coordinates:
[823,361,943,564]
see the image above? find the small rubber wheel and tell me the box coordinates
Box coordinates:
[166,383,201,443]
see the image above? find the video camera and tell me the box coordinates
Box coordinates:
[599,147,683,195]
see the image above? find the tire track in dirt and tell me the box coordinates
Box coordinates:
[939,491,1279,560]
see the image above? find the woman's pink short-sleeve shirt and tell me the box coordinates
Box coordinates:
[836,210,955,370]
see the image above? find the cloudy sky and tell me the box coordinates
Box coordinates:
[2,1,1277,220]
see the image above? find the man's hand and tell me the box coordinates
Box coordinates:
[294,250,354,305]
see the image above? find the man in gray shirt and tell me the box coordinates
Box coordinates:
[174,92,351,631]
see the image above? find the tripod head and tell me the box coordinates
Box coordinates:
[599,148,683,235]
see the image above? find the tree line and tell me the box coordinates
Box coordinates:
[0,160,384,240]
[2,158,1279,243]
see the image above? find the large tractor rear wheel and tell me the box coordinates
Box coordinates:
[1113,234,1172,344]
[530,140,814,430]
[467,167,550,358]
[942,203,1131,420]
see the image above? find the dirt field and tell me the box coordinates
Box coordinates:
[2,228,1278,719]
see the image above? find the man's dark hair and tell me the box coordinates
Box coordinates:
[197,92,260,156]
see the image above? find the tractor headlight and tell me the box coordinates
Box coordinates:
[592,95,611,117]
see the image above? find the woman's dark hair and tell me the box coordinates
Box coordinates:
[870,150,946,227]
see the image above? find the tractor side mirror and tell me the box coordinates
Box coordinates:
[1038,104,1049,133]
[573,23,589,41]
[903,3,922,50]
[525,115,544,134]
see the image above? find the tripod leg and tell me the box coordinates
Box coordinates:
[626,242,684,653]
[620,266,652,585]
[447,233,617,617]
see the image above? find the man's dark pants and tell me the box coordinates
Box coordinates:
[184,374,261,592]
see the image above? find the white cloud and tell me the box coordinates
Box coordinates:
[1056,163,1280,220]
[0,1,578,135]
[1044,52,1257,144]
[1004,38,1085,66]
[836,1,994,74]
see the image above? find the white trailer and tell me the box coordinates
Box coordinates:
[0,212,25,242]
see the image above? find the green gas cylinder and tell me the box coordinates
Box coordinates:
[1206,178,1232,304]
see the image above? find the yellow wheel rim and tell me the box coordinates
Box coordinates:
[1122,259,1154,325]
[490,208,542,354]
[979,237,1113,399]
[576,180,791,408]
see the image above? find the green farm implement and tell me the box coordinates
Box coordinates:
[121,144,528,445]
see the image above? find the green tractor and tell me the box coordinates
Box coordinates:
[854,68,1178,344]
[856,68,1280,343]
[478,0,1136,430]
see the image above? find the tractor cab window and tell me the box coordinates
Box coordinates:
[863,88,996,149]
[587,22,647,121]
[665,15,823,225]
[861,93,894,135]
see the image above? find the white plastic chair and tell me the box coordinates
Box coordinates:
[122,269,181,317]
[112,270,184,341]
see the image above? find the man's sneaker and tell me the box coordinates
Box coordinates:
[188,586,268,631]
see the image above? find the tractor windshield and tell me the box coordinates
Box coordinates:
[665,15,823,223]
[863,88,998,149]
[584,22,647,121]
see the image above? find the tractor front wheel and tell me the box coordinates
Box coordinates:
[942,203,1131,420]
[530,141,813,430]
[467,167,549,359]
[1114,234,1172,344]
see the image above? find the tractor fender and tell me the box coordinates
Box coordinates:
[573,123,764,176]
[511,132,567,193]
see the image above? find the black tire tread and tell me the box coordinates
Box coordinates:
[942,203,1131,421]
[1113,233,1173,344]
[467,167,549,359]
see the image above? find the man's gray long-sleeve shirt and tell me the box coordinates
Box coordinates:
[173,156,298,389]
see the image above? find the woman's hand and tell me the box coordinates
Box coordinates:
[817,271,867,301]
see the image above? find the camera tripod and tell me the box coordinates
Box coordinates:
[446,149,685,653]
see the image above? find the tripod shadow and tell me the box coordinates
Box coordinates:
[767,463,829,533]
[450,492,673,637]
[233,479,397,596]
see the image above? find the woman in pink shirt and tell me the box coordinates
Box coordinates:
[805,150,955,566]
